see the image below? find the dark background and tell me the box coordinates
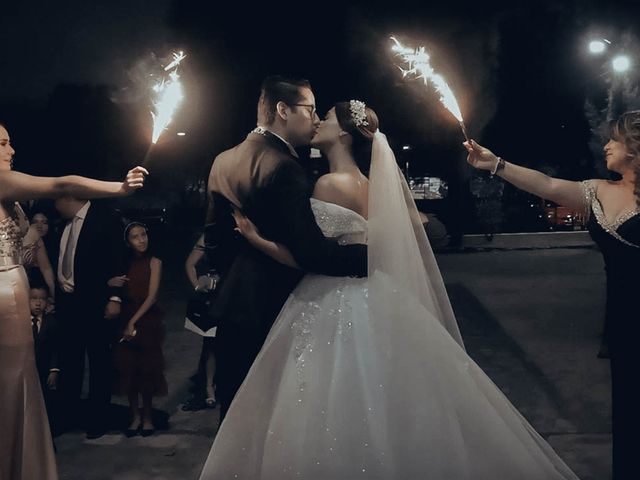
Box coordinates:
[2,0,640,237]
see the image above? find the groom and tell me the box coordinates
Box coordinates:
[205,75,368,421]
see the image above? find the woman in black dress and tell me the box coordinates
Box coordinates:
[465,110,640,479]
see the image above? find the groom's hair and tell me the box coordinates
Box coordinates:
[258,75,312,125]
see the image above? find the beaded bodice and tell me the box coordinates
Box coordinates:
[581,180,640,249]
[310,198,367,245]
[581,178,640,309]
[0,203,28,267]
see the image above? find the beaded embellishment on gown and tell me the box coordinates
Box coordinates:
[0,204,58,480]
[199,199,579,480]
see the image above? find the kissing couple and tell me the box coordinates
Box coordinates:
[198,76,579,479]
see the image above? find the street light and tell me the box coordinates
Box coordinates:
[589,39,608,54]
[612,55,631,73]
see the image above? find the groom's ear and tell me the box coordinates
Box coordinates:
[276,101,288,121]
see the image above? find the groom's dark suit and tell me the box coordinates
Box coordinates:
[205,129,367,420]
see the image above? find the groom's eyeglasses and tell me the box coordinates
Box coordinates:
[291,104,317,118]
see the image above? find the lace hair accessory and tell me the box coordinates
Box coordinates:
[350,100,369,127]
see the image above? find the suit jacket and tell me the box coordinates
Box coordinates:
[33,312,60,383]
[204,130,367,337]
[52,201,124,318]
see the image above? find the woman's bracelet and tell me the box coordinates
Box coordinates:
[491,157,505,175]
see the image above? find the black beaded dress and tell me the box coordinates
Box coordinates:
[582,180,640,479]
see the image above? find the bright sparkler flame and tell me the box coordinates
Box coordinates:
[164,51,187,71]
[151,51,186,144]
[391,37,463,123]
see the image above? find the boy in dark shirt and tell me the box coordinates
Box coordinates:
[30,285,61,435]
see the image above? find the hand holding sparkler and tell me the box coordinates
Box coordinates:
[464,140,503,173]
[120,166,149,194]
[391,37,469,141]
[119,322,138,343]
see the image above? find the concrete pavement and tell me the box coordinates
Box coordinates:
[55,246,611,479]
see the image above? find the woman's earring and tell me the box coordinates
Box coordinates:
[338,131,349,137]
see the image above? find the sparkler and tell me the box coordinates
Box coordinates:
[390,37,469,141]
[150,51,186,145]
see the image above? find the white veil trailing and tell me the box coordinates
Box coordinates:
[198,128,580,480]
[368,131,464,348]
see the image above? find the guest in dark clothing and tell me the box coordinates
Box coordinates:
[29,285,62,435]
[53,196,125,439]
[183,233,218,410]
[112,222,167,437]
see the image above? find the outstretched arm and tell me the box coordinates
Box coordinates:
[232,210,299,268]
[464,140,585,210]
[0,166,148,202]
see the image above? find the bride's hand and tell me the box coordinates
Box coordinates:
[463,140,500,172]
[232,209,261,243]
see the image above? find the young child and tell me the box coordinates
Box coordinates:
[29,284,61,435]
[111,222,167,437]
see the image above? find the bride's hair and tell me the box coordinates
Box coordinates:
[334,101,379,175]
[609,110,640,205]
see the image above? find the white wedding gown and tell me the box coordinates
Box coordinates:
[199,197,579,479]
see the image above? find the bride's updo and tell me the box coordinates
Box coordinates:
[335,100,379,175]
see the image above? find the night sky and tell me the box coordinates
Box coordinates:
[2,0,640,230]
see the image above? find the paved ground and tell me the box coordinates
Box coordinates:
[55,246,611,479]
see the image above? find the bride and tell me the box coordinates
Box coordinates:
[198,101,579,479]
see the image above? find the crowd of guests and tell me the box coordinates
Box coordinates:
[22,197,224,445]
[22,201,169,440]
[22,195,445,436]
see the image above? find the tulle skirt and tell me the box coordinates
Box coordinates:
[0,266,57,480]
[199,272,578,479]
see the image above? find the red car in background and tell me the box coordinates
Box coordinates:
[541,199,586,230]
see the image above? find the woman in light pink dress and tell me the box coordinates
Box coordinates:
[0,122,147,480]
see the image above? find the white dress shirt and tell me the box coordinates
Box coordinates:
[57,201,91,293]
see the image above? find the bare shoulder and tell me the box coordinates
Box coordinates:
[313,173,368,216]
[150,256,163,268]
[313,173,339,197]
[580,178,603,192]
[0,171,17,200]
[313,173,358,197]
[596,179,626,193]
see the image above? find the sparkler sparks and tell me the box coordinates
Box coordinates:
[391,37,468,140]
[150,51,186,144]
